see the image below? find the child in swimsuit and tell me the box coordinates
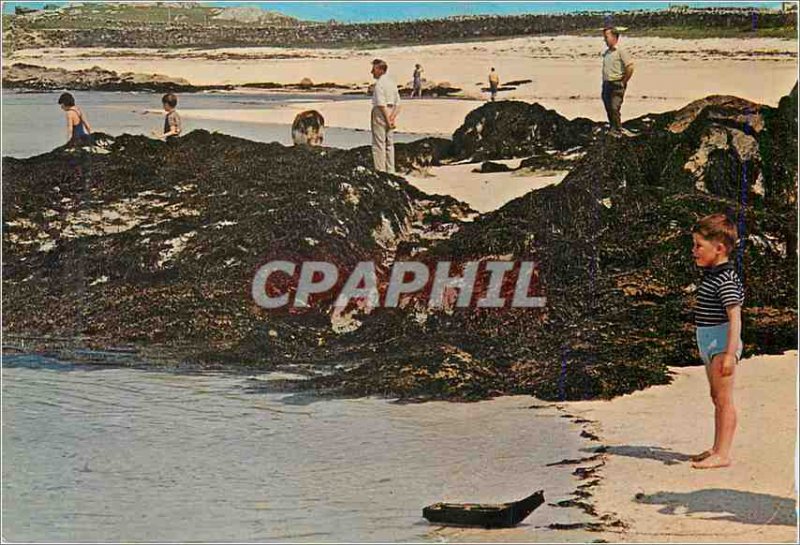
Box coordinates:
[690,213,744,470]
[58,92,93,147]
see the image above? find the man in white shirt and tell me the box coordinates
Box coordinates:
[370,59,401,173]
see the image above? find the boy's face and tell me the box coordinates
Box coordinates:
[692,233,727,267]
[162,102,173,112]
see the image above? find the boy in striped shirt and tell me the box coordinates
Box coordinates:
[690,213,744,469]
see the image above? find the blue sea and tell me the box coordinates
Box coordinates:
[3,1,784,22]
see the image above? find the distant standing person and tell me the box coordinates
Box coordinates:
[58,92,92,146]
[488,68,500,102]
[370,59,401,174]
[601,26,634,134]
[157,93,182,141]
[411,64,424,98]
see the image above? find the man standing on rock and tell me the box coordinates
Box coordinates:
[371,59,401,174]
[601,27,634,135]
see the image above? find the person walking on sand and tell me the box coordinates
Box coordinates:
[370,59,400,174]
[411,64,423,99]
[488,67,500,102]
[58,92,93,147]
[690,213,745,470]
[601,27,634,135]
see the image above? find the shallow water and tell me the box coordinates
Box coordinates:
[3,355,596,542]
[1,91,423,158]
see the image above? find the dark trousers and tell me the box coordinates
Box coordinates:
[602,80,626,130]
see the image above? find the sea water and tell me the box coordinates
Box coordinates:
[1,91,427,158]
[2,355,598,542]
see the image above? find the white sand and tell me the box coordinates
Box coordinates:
[175,99,479,135]
[13,36,797,132]
[406,159,568,213]
[568,351,799,542]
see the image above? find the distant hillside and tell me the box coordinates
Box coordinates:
[5,3,299,30]
[3,5,796,51]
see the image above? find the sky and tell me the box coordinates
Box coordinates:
[2,1,786,22]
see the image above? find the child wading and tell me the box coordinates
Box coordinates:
[158,93,182,141]
[58,92,93,147]
[690,213,744,469]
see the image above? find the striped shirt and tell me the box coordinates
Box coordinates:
[694,261,744,327]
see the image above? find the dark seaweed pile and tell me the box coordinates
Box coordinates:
[452,101,598,161]
[311,88,797,401]
[2,131,472,364]
[3,87,797,401]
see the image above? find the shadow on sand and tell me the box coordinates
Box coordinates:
[635,489,798,526]
[583,444,693,466]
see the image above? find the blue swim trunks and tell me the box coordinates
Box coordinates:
[695,322,743,366]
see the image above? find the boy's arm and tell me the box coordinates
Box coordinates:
[721,304,742,376]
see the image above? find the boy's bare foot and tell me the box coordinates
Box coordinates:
[690,449,714,462]
[691,454,731,469]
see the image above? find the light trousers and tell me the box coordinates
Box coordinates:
[371,105,395,174]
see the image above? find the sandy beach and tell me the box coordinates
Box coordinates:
[11,36,797,134]
[406,159,569,212]
[569,351,799,542]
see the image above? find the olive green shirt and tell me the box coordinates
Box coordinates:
[602,46,633,82]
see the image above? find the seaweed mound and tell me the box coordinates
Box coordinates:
[399,86,797,400]
[451,101,599,161]
[3,88,797,402]
[2,131,472,364]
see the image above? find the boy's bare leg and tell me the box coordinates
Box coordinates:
[693,353,736,469]
[691,363,719,462]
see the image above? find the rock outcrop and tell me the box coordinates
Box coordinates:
[2,63,202,93]
[2,63,358,93]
